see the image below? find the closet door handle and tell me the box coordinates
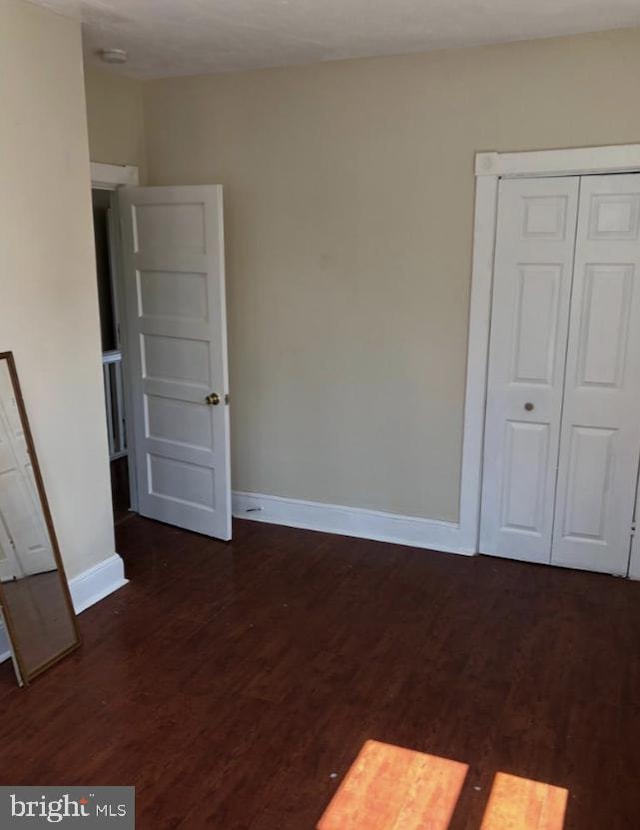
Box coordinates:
[524,402,534,412]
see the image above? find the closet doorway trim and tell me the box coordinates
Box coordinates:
[460,144,640,579]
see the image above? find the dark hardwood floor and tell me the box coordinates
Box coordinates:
[0,515,639,829]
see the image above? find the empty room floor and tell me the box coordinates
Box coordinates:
[0,516,638,829]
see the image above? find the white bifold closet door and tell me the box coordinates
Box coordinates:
[480,177,580,564]
[481,173,640,576]
[551,174,640,575]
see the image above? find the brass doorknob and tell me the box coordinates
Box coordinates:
[205,392,220,406]
[524,402,534,411]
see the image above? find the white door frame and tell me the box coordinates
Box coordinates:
[90,162,140,512]
[91,162,139,190]
[462,143,640,578]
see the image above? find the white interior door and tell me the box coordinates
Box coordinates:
[0,372,55,577]
[480,177,580,563]
[551,174,640,575]
[119,185,231,540]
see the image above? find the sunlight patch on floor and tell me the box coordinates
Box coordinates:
[317,740,468,830]
[480,771,568,830]
[317,741,568,830]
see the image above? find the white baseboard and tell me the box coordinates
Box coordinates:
[70,553,128,614]
[0,553,128,664]
[232,491,475,556]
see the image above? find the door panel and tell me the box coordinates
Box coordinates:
[552,174,640,574]
[145,395,214,451]
[119,186,231,540]
[480,177,580,563]
[561,426,616,542]
[138,270,208,320]
[575,264,633,388]
[511,264,564,385]
[500,421,549,534]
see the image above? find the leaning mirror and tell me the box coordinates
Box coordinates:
[0,352,80,685]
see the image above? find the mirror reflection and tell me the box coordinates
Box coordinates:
[0,353,80,683]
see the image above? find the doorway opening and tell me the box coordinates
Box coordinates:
[91,188,132,527]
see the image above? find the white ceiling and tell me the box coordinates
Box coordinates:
[32,0,640,79]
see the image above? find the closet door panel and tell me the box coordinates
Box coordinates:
[552,174,640,575]
[480,177,580,563]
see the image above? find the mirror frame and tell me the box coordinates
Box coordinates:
[0,351,81,684]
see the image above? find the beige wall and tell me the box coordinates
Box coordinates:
[141,27,640,522]
[0,0,115,577]
[85,66,147,181]
[77,27,636,523]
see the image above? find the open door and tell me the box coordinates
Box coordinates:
[118,185,231,540]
